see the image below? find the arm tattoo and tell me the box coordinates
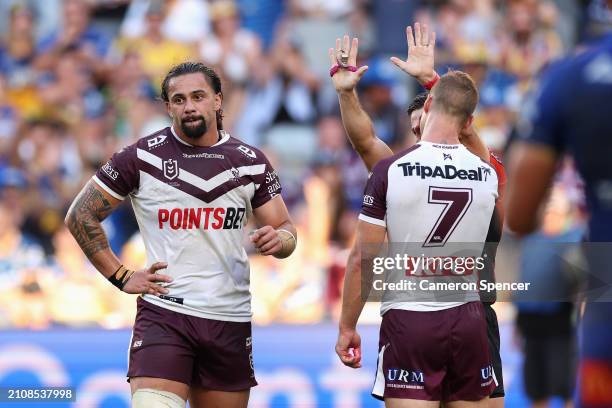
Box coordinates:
[66,183,114,259]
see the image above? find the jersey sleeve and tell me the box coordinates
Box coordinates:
[489,152,506,223]
[251,153,282,209]
[358,161,389,227]
[93,144,139,200]
[516,64,567,152]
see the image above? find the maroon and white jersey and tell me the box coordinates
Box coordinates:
[360,141,498,312]
[94,127,282,322]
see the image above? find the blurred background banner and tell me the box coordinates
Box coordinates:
[0,323,546,408]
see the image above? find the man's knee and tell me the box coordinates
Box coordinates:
[132,388,186,408]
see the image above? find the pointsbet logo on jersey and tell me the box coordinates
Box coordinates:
[158,207,246,230]
[397,162,493,181]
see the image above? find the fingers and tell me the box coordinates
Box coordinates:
[147,283,169,296]
[356,65,368,78]
[336,348,362,368]
[251,226,282,255]
[348,37,358,66]
[259,237,281,254]
[335,37,341,55]
[328,48,336,67]
[406,25,415,50]
[390,56,404,68]
[148,262,168,273]
[250,225,273,245]
[421,23,429,46]
[147,273,173,283]
[414,22,422,47]
[407,23,435,48]
[342,34,350,57]
[389,56,408,74]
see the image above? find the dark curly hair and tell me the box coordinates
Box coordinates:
[161,62,224,130]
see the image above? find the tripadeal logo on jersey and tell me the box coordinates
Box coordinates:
[158,207,246,230]
[397,162,492,181]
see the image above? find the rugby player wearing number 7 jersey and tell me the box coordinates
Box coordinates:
[330,23,506,407]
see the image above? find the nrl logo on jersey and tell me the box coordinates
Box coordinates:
[163,159,179,180]
[237,145,256,159]
[397,162,493,181]
[147,134,167,149]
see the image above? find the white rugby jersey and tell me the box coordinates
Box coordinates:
[94,127,282,322]
[359,141,498,313]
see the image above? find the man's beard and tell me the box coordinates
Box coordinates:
[180,116,208,139]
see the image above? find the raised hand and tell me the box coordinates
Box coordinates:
[390,22,437,84]
[122,261,172,296]
[328,35,368,93]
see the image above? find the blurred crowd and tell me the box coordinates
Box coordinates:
[0,0,597,329]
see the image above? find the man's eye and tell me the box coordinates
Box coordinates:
[174,98,184,104]
[194,95,203,101]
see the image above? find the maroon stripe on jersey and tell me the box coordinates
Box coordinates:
[139,163,257,204]
[398,143,422,157]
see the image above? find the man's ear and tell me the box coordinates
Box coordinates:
[463,115,474,131]
[215,93,223,111]
[424,95,433,113]
[165,102,172,118]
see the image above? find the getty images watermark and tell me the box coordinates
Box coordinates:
[371,253,532,293]
[359,242,542,303]
[361,241,612,303]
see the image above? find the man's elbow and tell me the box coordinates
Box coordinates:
[64,209,74,230]
[64,206,80,237]
[505,213,537,237]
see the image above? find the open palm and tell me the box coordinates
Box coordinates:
[390,22,436,83]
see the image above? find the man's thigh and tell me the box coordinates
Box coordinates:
[128,298,196,386]
[189,389,250,408]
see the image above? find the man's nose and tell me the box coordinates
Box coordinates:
[184,98,196,112]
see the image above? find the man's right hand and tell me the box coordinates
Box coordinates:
[328,35,368,93]
[390,22,437,85]
[122,261,173,296]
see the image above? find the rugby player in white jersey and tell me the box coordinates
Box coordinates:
[330,24,507,407]
[334,62,499,407]
[65,62,297,408]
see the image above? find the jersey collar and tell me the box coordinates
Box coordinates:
[170,126,230,147]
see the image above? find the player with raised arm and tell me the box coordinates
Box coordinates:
[329,23,506,406]
[506,31,612,408]
[65,62,297,408]
[335,65,499,406]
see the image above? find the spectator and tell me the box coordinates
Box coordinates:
[0,74,20,159]
[120,0,210,44]
[199,0,263,132]
[112,0,194,92]
[0,4,38,89]
[0,198,46,289]
[35,0,112,74]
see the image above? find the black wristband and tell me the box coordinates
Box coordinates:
[108,265,134,290]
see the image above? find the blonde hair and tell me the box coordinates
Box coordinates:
[430,70,479,125]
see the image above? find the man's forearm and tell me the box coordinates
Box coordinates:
[338,90,392,171]
[65,182,121,278]
[339,246,367,330]
[338,89,376,152]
